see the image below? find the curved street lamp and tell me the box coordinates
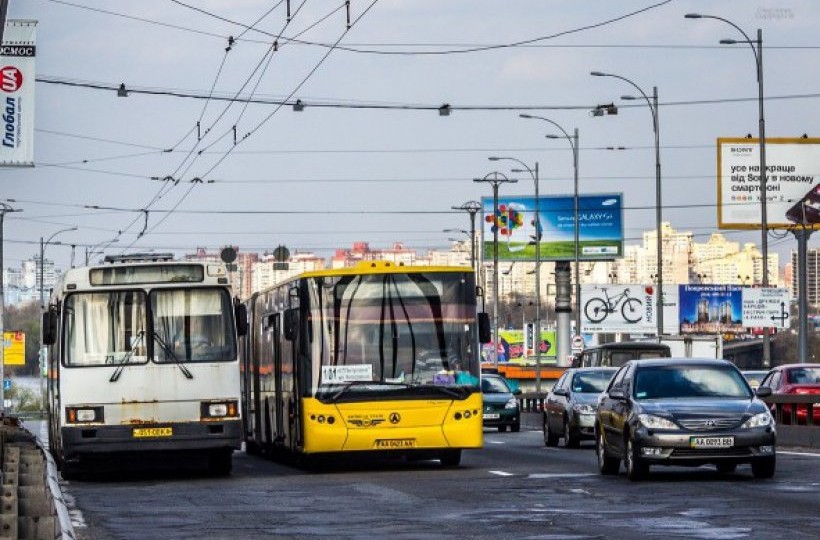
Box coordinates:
[451,201,482,274]
[685,13,770,366]
[473,172,517,367]
[487,155,545,392]
[591,71,663,337]
[39,225,77,414]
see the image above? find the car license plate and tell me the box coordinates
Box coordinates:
[690,436,733,448]
[133,427,173,438]
[483,413,500,420]
[374,438,416,449]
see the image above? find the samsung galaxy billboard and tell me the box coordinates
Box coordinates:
[480,193,623,262]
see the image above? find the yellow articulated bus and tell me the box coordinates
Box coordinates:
[239,261,490,467]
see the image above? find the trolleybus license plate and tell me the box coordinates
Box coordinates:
[133,427,173,438]
[374,438,416,449]
[690,436,733,448]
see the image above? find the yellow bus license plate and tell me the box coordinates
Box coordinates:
[374,438,416,449]
[133,427,173,438]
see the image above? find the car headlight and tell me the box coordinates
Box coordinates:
[572,404,596,415]
[741,412,773,429]
[638,414,678,430]
[505,398,519,410]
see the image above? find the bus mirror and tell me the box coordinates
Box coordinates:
[284,308,299,341]
[477,312,491,343]
[235,304,248,336]
[41,310,56,345]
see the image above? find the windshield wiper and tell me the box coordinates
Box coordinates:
[109,331,145,382]
[323,380,410,402]
[411,384,468,399]
[154,333,194,379]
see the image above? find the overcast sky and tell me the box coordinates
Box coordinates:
[3,0,819,271]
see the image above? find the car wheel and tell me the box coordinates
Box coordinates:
[596,426,619,475]
[751,456,776,479]
[544,414,559,447]
[716,462,737,474]
[498,425,507,432]
[564,418,580,448]
[511,420,521,433]
[625,435,649,481]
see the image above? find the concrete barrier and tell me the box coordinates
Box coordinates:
[0,419,75,540]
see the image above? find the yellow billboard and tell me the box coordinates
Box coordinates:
[3,331,26,366]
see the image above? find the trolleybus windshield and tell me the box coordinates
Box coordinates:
[151,288,237,363]
[63,288,235,367]
[64,291,148,367]
[307,272,480,401]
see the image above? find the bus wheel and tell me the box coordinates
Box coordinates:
[208,449,233,476]
[60,460,82,481]
[440,450,462,467]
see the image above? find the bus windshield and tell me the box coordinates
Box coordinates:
[64,291,148,367]
[307,271,480,400]
[152,288,237,363]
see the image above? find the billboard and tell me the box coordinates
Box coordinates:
[0,20,36,167]
[481,329,557,364]
[2,331,25,366]
[481,193,623,261]
[679,285,744,335]
[717,138,820,230]
[581,284,678,335]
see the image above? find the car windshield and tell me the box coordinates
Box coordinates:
[481,377,510,394]
[786,367,820,384]
[634,365,752,400]
[571,370,614,393]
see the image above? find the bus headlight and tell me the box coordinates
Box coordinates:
[201,400,239,419]
[66,406,104,424]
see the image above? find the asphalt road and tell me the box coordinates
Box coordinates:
[50,426,820,540]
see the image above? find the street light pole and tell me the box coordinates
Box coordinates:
[39,225,77,413]
[685,14,770,366]
[519,115,582,335]
[489,156,543,392]
[451,201,482,274]
[474,172,517,368]
[591,72,663,337]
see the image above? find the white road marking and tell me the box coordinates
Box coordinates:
[779,450,820,458]
[528,473,597,479]
[487,440,505,444]
[488,470,514,476]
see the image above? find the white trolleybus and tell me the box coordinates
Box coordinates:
[42,254,248,478]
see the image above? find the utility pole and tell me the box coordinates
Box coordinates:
[0,203,21,416]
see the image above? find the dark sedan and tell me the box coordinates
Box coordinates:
[543,367,616,447]
[595,358,776,480]
[482,374,521,432]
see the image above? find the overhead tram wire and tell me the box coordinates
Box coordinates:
[36,77,820,111]
[48,0,675,56]
[46,0,820,53]
[109,1,310,253]
[123,0,369,252]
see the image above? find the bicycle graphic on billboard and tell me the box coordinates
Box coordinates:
[584,287,643,324]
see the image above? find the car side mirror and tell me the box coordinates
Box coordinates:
[553,388,569,397]
[513,389,522,396]
[234,303,248,336]
[477,312,491,344]
[608,388,626,400]
[41,310,57,345]
[755,386,772,398]
[283,308,299,341]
